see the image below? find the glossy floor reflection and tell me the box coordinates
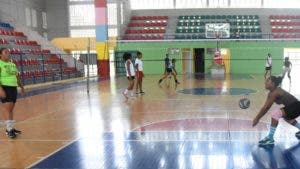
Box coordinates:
[31,132,300,169]
[0,74,300,168]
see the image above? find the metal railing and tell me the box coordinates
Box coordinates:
[9,52,85,85]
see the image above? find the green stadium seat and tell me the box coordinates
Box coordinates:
[188,29,194,33]
[186,35,192,39]
[176,29,183,33]
[177,22,184,26]
[190,22,196,26]
[175,35,185,39]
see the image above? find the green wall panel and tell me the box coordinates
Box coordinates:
[116,41,300,75]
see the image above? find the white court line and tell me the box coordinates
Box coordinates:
[98,139,259,142]
[0,139,75,142]
[26,138,80,169]
[131,117,269,131]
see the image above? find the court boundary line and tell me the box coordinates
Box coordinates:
[0,139,75,142]
[26,138,80,169]
[131,117,270,131]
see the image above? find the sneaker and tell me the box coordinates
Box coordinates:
[139,91,145,94]
[6,130,16,139]
[175,80,180,84]
[122,92,128,99]
[6,128,21,135]
[295,131,300,139]
[158,79,162,84]
[258,137,274,146]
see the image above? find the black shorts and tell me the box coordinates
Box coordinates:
[1,86,17,103]
[283,101,300,120]
[265,66,272,70]
[166,68,173,73]
[127,76,135,80]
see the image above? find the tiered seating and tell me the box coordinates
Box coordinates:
[14,40,39,46]
[8,48,23,53]
[19,70,55,84]
[175,15,262,39]
[45,54,64,64]
[0,20,83,84]
[0,29,24,37]
[28,49,51,53]
[123,15,169,40]
[270,15,300,39]
[0,22,13,29]
[0,38,8,44]
[131,16,168,20]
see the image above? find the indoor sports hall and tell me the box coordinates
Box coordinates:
[0,0,300,168]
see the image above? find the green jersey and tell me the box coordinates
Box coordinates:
[0,60,18,86]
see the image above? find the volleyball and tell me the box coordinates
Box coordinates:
[239,98,250,109]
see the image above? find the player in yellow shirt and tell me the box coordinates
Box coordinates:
[0,48,25,138]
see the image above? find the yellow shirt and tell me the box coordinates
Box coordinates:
[0,60,18,86]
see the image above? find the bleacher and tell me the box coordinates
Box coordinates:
[123,15,169,40]
[175,15,262,39]
[0,21,82,85]
[122,14,265,40]
[270,15,300,38]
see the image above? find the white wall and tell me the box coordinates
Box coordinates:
[0,0,47,36]
[46,0,69,40]
[0,0,69,40]
[131,8,300,16]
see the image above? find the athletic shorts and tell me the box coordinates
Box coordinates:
[136,71,144,79]
[283,101,300,120]
[1,86,17,103]
[166,68,173,73]
[265,66,272,70]
[127,76,135,80]
[283,67,291,73]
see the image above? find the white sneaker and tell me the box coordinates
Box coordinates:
[123,92,128,99]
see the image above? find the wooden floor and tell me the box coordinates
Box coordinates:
[0,74,299,168]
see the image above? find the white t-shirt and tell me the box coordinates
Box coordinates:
[135,58,143,71]
[265,57,272,67]
[125,60,135,77]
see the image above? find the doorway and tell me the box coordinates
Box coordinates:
[194,48,205,74]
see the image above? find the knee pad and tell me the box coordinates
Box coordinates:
[271,108,283,120]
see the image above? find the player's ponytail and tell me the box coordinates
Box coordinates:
[270,76,282,87]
